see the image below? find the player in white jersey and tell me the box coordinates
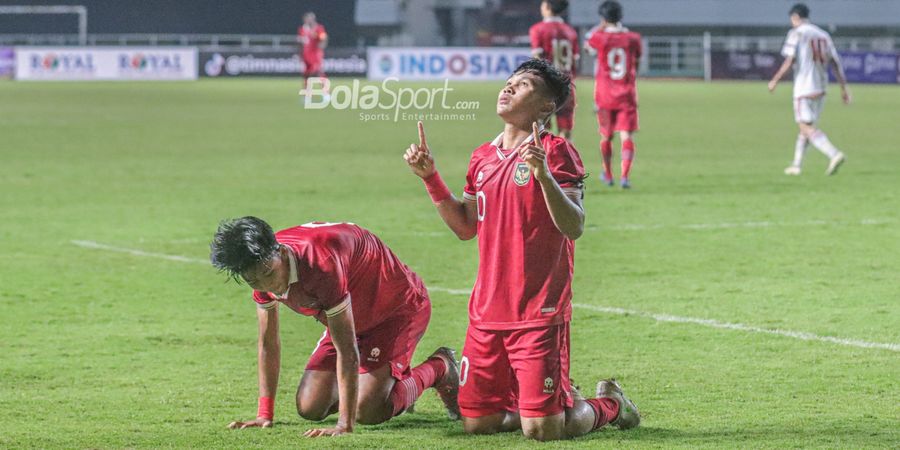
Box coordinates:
[768,3,850,176]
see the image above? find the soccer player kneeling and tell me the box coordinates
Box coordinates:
[210,217,459,437]
[404,59,640,441]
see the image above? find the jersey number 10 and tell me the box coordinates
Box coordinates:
[551,39,574,71]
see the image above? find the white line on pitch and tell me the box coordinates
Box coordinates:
[71,240,208,264]
[571,303,900,352]
[590,218,893,232]
[71,240,900,353]
[426,286,899,352]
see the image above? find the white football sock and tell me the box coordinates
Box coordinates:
[809,131,840,159]
[792,133,808,167]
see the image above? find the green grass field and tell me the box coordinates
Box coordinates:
[1,77,898,449]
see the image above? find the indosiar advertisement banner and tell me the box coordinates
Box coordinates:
[367,47,532,81]
[14,47,198,81]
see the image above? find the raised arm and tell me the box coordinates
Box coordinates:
[304,299,359,437]
[520,122,585,240]
[228,305,281,429]
[404,121,478,240]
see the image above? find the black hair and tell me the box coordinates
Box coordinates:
[598,0,623,23]
[511,58,571,114]
[789,3,809,18]
[210,216,280,282]
[544,0,569,15]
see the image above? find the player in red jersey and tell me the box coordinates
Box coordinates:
[210,217,460,437]
[529,0,579,140]
[298,12,328,94]
[403,59,641,441]
[585,1,642,188]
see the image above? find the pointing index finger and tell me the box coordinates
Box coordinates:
[417,121,427,149]
[532,122,543,149]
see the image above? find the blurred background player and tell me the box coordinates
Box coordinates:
[404,59,640,441]
[529,0,579,140]
[586,1,642,189]
[768,3,849,176]
[210,217,459,437]
[298,12,329,95]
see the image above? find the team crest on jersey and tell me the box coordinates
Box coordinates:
[367,347,381,362]
[514,163,531,186]
[543,377,555,394]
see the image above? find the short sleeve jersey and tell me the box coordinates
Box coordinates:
[529,17,580,78]
[461,130,585,330]
[781,22,839,98]
[298,24,327,59]
[253,223,427,333]
[586,25,642,109]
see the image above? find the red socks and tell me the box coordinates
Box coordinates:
[621,139,635,179]
[389,357,446,416]
[600,140,613,179]
[585,398,619,430]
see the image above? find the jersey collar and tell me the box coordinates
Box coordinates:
[604,23,629,33]
[275,247,299,299]
[543,16,564,23]
[490,125,546,160]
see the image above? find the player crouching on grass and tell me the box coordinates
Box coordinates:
[210,217,459,437]
[403,59,640,441]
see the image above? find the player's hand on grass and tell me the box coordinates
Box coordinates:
[520,122,551,182]
[227,417,272,429]
[404,121,436,179]
[303,425,350,438]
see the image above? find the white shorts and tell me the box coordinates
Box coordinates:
[794,96,825,124]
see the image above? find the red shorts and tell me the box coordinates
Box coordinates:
[303,54,324,77]
[306,301,430,380]
[457,323,572,418]
[596,105,638,136]
[555,84,576,131]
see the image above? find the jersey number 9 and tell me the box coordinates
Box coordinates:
[607,47,627,80]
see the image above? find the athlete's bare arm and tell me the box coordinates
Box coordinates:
[404,121,478,240]
[228,305,281,429]
[520,122,584,240]
[829,57,851,104]
[769,56,794,92]
[303,300,359,437]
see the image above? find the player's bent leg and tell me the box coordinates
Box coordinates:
[296,370,339,421]
[462,412,521,435]
[599,135,614,186]
[521,413,565,441]
[356,364,397,424]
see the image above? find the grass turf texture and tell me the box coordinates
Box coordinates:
[1,78,898,449]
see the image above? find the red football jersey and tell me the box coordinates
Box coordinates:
[298,24,327,60]
[586,25,642,109]
[529,18,580,77]
[462,130,585,330]
[252,222,427,333]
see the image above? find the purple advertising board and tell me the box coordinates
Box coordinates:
[0,47,14,78]
[711,50,899,84]
[832,51,898,84]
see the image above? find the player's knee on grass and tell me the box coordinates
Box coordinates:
[462,415,507,435]
[355,395,392,425]
[295,390,336,422]
[521,415,565,442]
